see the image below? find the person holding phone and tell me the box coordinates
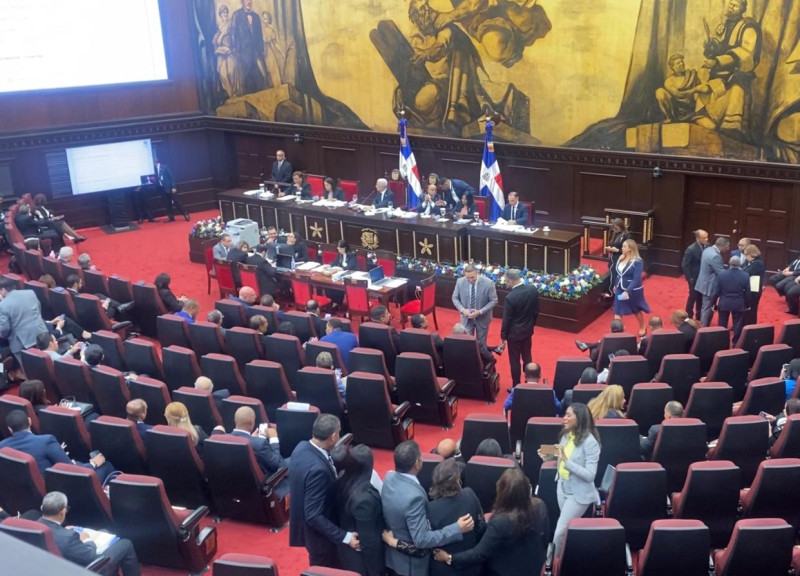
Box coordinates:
[612,239,650,337]
[211,406,286,481]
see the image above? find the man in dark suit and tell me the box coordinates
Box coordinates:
[195,376,230,412]
[248,244,278,296]
[38,491,141,575]
[681,229,708,320]
[768,256,800,296]
[249,314,270,349]
[695,236,729,326]
[155,161,189,222]
[289,414,359,567]
[500,191,529,226]
[14,203,63,251]
[416,184,440,216]
[306,299,328,338]
[370,305,401,350]
[125,399,152,439]
[270,149,293,192]
[0,411,114,482]
[227,241,251,286]
[410,313,443,359]
[717,256,751,344]
[438,177,476,211]
[212,407,285,476]
[500,269,539,389]
[371,178,395,209]
[640,401,683,460]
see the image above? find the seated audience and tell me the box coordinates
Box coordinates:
[286,231,309,262]
[640,401,684,459]
[125,399,152,439]
[175,299,199,324]
[58,246,74,265]
[765,398,800,447]
[248,243,279,296]
[598,349,630,383]
[306,299,328,338]
[370,305,400,349]
[38,274,57,289]
[278,321,296,336]
[36,331,81,360]
[77,253,97,271]
[782,358,800,400]
[286,171,312,199]
[154,273,187,314]
[331,239,358,271]
[432,438,463,461]
[321,318,358,368]
[574,319,624,362]
[410,313,444,359]
[213,233,232,260]
[231,286,257,309]
[211,406,287,479]
[587,384,626,420]
[164,401,208,457]
[206,309,225,332]
[323,177,345,202]
[38,491,140,575]
[316,351,347,404]
[194,376,230,412]
[670,309,699,352]
[227,241,250,286]
[561,367,599,409]
[15,203,62,252]
[249,314,269,345]
[260,293,286,321]
[33,194,87,243]
[637,316,663,354]
[474,438,515,463]
[504,362,561,417]
[19,379,51,415]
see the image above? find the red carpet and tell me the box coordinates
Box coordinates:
[25,210,794,575]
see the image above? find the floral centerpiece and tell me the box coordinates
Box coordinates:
[189,216,224,239]
[396,256,603,301]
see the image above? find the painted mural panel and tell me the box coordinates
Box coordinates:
[191,0,800,162]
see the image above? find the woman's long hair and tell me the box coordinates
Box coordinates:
[588,385,625,420]
[19,379,48,407]
[559,402,599,445]
[164,402,199,444]
[335,444,374,510]
[493,468,539,537]
[670,309,700,330]
[429,457,463,500]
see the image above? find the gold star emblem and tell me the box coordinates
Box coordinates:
[419,238,433,256]
[309,223,323,238]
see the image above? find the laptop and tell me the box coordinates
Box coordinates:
[274,243,295,272]
[368,265,392,286]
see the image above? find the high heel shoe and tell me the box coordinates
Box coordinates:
[638,329,647,338]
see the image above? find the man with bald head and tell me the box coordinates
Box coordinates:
[432,438,462,461]
[681,228,708,320]
[194,376,230,411]
[211,406,286,477]
[371,178,395,209]
[125,399,152,439]
[231,286,258,310]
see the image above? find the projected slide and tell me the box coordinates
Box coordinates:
[0,0,167,93]
[66,139,155,195]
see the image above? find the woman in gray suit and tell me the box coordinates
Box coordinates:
[540,402,601,554]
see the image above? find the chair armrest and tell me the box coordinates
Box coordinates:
[337,432,354,448]
[544,542,554,575]
[265,466,289,488]
[392,401,411,419]
[439,379,456,396]
[197,525,218,555]
[708,553,715,575]
[111,321,132,335]
[179,505,209,536]
[86,556,111,573]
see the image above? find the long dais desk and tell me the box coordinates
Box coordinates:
[218,189,581,274]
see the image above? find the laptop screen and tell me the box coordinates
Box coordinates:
[368,266,385,284]
[140,174,157,185]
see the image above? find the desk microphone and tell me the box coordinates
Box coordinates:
[358,188,380,208]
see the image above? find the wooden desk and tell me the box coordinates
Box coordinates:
[467,224,581,275]
[290,268,407,306]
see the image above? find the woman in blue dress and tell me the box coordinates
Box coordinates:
[613,239,650,337]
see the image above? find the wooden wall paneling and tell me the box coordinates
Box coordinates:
[649,171,685,275]
[505,164,551,219]
[625,170,654,212]
[577,170,628,219]
[438,156,482,189]
[742,181,793,272]
[321,147,358,181]
[790,184,800,264]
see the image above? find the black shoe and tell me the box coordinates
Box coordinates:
[183,213,190,221]
[574,339,589,352]
[167,216,175,222]
[117,301,135,314]
[491,344,505,356]
[73,236,87,244]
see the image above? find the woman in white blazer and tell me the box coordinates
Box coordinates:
[540,402,601,554]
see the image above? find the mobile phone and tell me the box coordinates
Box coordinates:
[759,411,768,419]
[58,314,65,321]
[257,423,269,435]
[783,363,790,374]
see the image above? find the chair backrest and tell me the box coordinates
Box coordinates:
[714,519,794,576]
[275,403,320,459]
[689,327,730,373]
[215,259,236,298]
[213,553,279,576]
[706,348,750,402]
[89,416,148,474]
[344,279,371,319]
[19,349,60,404]
[358,322,398,374]
[38,405,92,462]
[626,383,674,436]
[143,426,208,509]
[741,458,800,530]
[283,311,315,344]
[157,314,192,349]
[460,414,511,461]
[710,416,770,486]
[49,287,76,321]
[595,333,638,371]
[346,371,404,449]
[43,462,112,529]
[769,414,800,458]
[738,377,785,417]
[42,257,64,287]
[172,387,223,435]
[595,419,642,485]
[643,330,686,377]
[225,327,265,369]
[654,354,701,405]
[557,518,627,576]
[90,330,127,371]
[128,377,170,426]
[338,179,358,200]
[108,275,134,304]
[348,347,393,384]
[0,395,40,438]
[748,344,793,382]
[606,355,651,399]
[637,519,711,576]
[83,269,110,296]
[735,323,775,366]
[263,334,305,387]
[398,328,439,365]
[464,456,517,511]
[123,338,166,381]
[162,345,202,393]
[604,462,668,550]
[131,281,168,337]
[294,368,345,420]
[90,365,131,418]
[552,357,594,400]
[417,275,436,316]
[290,278,313,308]
[244,360,293,422]
[238,263,260,297]
[472,195,488,220]
[509,384,558,446]
[0,518,61,556]
[522,417,562,488]
[651,418,708,493]
[73,293,114,333]
[25,280,53,319]
[305,340,348,375]
[0,447,46,515]
[442,334,498,402]
[188,321,227,357]
[395,352,452,426]
[201,353,247,396]
[776,319,800,358]
[570,384,606,405]
[53,356,95,404]
[214,299,249,329]
[219,395,268,431]
[684,382,732,440]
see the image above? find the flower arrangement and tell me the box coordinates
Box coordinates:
[189,217,225,239]
[396,256,603,301]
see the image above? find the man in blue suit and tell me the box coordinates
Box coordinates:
[0,411,115,482]
[500,191,529,225]
[320,318,358,368]
[371,178,395,209]
[716,256,751,344]
[439,177,475,211]
[125,399,152,440]
[289,414,360,567]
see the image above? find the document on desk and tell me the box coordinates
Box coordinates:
[351,272,369,281]
[243,190,261,196]
[74,527,119,554]
[296,261,321,271]
[276,195,296,202]
[383,278,408,288]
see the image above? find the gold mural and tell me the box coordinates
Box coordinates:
[191,0,800,162]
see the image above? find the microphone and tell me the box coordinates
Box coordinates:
[354,187,380,211]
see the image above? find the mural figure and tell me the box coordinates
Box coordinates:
[655,54,700,123]
[213,4,241,98]
[261,11,285,87]
[230,0,270,93]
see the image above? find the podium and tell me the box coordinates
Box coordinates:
[107,190,132,231]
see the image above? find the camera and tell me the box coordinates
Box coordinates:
[293,133,303,144]
[652,167,662,178]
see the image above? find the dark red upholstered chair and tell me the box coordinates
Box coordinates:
[219,395,269,431]
[546,518,627,576]
[172,387,224,435]
[509,384,559,448]
[740,458,800,530]
[275,403,321,459]
[225,327,265,369]
[536,461,559,542]
[109,474,217,571]
[734,377,785,417]
[89,416,148,474]
[290,276,331,311]
[53,356,96,405]
[707,416,768,487]
[214,259,236,298]
[595,419,642,486]
[398,328,442,373]
[0,395,40,438]
[143,426,210,510]
[162,345,202,393]
[358,322,398,374]
[713,519,794,576]
[636,519,711,576]
[777,319,800,358]
[345,372,412,449]
[263,334,305,388]
[204,247,217,295]
[570,384,605,405]
[552,357,594,402]
[338,179,359,201]
[42,256,65,287]
[188,321,227,357]
[20,348,62,403]
[0,447,46,515]
[460,414,511,461]
[294,368,346,422]
[44,463,112,529]
[38,406,92,462]
[123,338,165,380]
[25,280,54,319]
[464,455,517,511]
[706,349,750,402]
[684,381,732,440]
[650,418,708,493]
[344,278,375,324]
[735,323,775,366]
[400,275,438,329]
[522,417,562,489]
[417,453,443,495]
[214,298,249,329]
[73,293,131,338]
[0,517,110,573]
[442,334,499,402]
[348,347,396,395]
[22,249,44,281]
[689,326,730,374]
[305,340,348,376]
[108,274,134,305]
[131,280,169,338]
[652,354,700,406]
[283,311,316,343]
[595,333,638,371]
[302,568,360,576]
[83,268,110,297]
[670,460,740,548]
[128,377,170,426]
[642,329,686,378]
[626,383,673,436]
[89,365,130,417]
[250,305,280,334]
[238,263,260,299]
[89,329,128,372]
[203,435,289,528]
[604,462,667,550]
[769,414,800,458]
[201,353,248,396]
[156,314,192,349]
[748,344,793,382]
[395,352,457,428]
[214,553,279,576]
[244,360,295,423]
[61,262,83,285]
[605,355,650,399]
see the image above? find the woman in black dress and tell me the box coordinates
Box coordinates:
[154,272,186,313]
[324,177,346,201]
[329,239,359,307]
[432,468,549,576]
[453,193,477,220]
[742,244,765,326]
[605,218,631,296]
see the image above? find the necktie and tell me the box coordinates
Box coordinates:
[511,206,516,221]
[326,453,336,474]
[470,283,476,309]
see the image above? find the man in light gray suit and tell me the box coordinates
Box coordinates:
[0,277,49,362]
[451,264,498,348]
[213,233,233,260]
[695,236,729,327]
[382,441,474,576]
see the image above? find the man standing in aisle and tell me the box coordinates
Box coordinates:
[681,229,708,320]
[270,150,293,192]
[500,269,539,391]
[695,236,729,327]
[155,160,189,222]
[451,264,498,349]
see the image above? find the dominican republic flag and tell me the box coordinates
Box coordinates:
[480,120,505,221]
[399,117,423,209]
